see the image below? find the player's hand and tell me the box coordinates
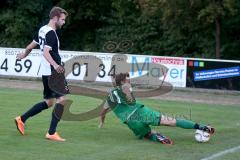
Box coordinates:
[54,65,65,73]
[98,122,104,129]
[16,51,26,60]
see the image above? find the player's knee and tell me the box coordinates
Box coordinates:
[56,96,65,105]
[160,115,176,126]
[45,100,54,107]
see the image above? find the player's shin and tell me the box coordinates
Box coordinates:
[176,119,197,129]
[48,103,64,135]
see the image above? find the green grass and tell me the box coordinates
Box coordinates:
[0,88,240,160]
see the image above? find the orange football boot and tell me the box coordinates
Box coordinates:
[45,132,66,142]
[14,116,25,135]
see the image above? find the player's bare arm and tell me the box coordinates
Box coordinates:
[99,106,110,128]
[16,41,38,60]
[43,47,64,73]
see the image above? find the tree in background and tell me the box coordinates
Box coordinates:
[197,0,239,59]
[157,0,240,59]
[0,0,52,47]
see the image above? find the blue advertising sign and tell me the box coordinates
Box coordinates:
[194,66,240,81]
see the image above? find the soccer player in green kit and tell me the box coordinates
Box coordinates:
[99,73,215,144]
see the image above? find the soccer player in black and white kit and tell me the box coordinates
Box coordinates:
[15,7,68,142]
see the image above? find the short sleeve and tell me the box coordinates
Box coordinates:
[33,34,39,44]
[44,30,56,50]
[112,90,122,104]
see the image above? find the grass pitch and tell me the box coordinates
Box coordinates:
[0,88,240,160]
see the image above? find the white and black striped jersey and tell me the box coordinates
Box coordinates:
[33,25,61,76]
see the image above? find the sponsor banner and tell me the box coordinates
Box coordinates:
[0,47,187,87]
[0,48,116,82]
[0,48,41,77]
[194,66,240,81]
[151,57,187,87]
[187,59,240,90]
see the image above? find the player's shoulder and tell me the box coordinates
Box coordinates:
[108,87,121,97]
[39,25,54,35]
[111,86,122,93]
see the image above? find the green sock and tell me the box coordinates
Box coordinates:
[198,124,206,130]
[176,119,196,129]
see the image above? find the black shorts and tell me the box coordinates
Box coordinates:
[42,75,64,99]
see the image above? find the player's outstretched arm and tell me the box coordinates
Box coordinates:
[17,41,38,60]
[98,106,110,128]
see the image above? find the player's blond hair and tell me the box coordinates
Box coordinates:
[49,6,68,19]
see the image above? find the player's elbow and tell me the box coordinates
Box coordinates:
[25,48,32,54]
[26,44,35,53]
[100,109,107,117]
[26,42,37,51]
[100,111,105,117]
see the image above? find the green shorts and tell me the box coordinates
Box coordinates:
[126,106,161,139]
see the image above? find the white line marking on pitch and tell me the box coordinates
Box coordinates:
[201,145,240,160]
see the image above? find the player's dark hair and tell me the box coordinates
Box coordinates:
[114,73,129,86]
[49,6,68,19]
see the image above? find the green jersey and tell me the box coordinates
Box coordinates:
[106,84,161,139]
[106,86,143,123]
